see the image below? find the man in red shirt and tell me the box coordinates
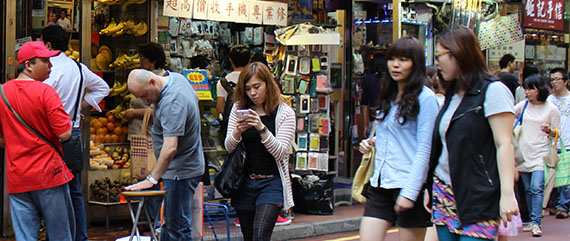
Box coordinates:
[0,41,74,240]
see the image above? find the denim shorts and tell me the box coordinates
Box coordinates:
[231,176,284,211]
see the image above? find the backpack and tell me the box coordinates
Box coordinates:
[220,77,236,138]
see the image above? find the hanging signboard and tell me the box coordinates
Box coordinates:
[524,0,564,31]
[166,0,287,26]
[183,70,213,101]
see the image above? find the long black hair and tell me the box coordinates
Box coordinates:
[376,36,426,124]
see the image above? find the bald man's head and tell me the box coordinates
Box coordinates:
[127,69,162,104]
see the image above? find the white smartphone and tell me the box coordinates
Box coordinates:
[236,109,249,119]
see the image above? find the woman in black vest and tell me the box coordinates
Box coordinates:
[427,26,519,241]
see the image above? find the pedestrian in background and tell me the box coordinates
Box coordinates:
[428,26,519,241]
[126,69,205,240]
[0,41,74,241]
[515,74,560,236]
[546,68,570,220]
[360,53,386,137]
[358,36,439,241]
[41,25,110,241]
[225,62,295,241]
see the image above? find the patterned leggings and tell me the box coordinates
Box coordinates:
[237,204,281,241]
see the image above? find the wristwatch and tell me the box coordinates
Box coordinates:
[146,174,159,185]
[258,126,268,134]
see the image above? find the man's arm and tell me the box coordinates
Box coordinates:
[58,127,72,141]
[125,107,153,121]
[125,136,178,191]
[217,97,226,116]
[82,66,110,112]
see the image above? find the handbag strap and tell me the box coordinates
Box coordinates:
[513,100,529,130]
[70,60,84,126]
[549,129,560,150]
[0,86,63,157]
[367,121,377,141]
[560,134,567,155]
[140,108,152,137]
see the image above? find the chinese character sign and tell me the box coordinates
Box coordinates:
[193,0,208,20]
[183,70,213,100]
[249,1,263,24]
[163,0,180,17]
[234,0,249,23]
[524,0,564,31]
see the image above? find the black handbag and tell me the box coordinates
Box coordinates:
[61,60,84,173]
[214,143,247,198]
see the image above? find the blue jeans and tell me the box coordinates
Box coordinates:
[554,185,570,212]
[69,171,88,241]
[161,176,201,241]
[10,183,75,241]
[436,226,493,241]
[521,171,545,225]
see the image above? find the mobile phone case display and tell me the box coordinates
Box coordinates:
[279,45,332,172]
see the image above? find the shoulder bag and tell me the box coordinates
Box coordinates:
[214,142,247,198]
[351,121,376,203]
[0,86,62,156]
[513,100,528,165]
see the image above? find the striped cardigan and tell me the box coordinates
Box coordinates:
[225,102,296,210]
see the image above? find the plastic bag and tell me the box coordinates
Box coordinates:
[498,213,522,237]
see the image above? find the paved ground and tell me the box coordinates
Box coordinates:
[295,214,570,241]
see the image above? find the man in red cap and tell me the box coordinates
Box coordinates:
[0,41,75,240]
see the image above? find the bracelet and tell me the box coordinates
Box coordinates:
[258,126,268,134]
[146,174,158,185]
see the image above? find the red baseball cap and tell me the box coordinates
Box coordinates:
[17,41,61,64]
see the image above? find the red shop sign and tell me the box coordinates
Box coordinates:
[524,0,565,31]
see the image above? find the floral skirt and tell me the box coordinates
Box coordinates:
[432,175,500,240]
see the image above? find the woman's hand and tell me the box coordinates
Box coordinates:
[245,109,265,131]
[499,193,519,227]
[359,138,375,154]
[540,123,550,134]
[423,189,432,214]
[394,195,415,213]
[233,115,252,137]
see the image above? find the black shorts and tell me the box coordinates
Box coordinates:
[363,183,432,228]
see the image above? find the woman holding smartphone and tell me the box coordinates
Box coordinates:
[358,36,440,241]
[224,62,296,241]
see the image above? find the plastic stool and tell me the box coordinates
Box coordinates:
[122,190,166,241]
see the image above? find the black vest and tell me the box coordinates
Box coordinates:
[427,76,501,225]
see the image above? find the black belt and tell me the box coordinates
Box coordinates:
[249,174,274,179]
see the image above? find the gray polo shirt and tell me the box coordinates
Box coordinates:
[153,72,204,180]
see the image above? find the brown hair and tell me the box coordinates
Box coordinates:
[233,62,282,114]
[437,26,490,93]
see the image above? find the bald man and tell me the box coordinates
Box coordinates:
[126,69,204,240]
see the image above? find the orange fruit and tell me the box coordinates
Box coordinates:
[106,122,115,132]
[111,134,119,143]
[105,112,113,117]
[90,118,97,127]
[90,127,95,134]
[93,120,103,130]
[122,127,129,135]
[113,127,122,135]
[96,128,107,135]
[114,122,122,128]
[107,115,115,123]
[104,134,112,143]
[98,117,108,126]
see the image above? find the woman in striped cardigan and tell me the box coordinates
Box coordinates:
[225,62,295,241]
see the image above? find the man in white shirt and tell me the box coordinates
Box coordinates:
[547,67,570,219]
[57,10,71,30]
[41,25,110,241]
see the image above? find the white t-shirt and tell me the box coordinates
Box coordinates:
[435,81,514,185]
[216,71,240,100]
[547,94,570,149]
[58,18,71,29]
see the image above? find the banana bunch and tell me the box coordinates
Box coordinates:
[123,93,134,101]
[94,46,113,70]
[109,80,130,97]
[109,52,141,69]
[65,48,80,61]
[99,18,148,37]
[107,103,127,121]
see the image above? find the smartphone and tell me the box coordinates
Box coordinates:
[236,109,249,119]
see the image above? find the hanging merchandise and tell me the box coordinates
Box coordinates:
[478,13,524,50]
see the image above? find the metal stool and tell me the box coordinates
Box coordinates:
[122,190,166,241]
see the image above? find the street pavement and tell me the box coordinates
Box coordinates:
[294,214,570,241]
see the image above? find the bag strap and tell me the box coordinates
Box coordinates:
[220,77,234,93]
[140,108,152,137]
[71,60,84,126]
[367,120,377,141]
[560,134,567,155]
[549,129,560,150]
[0,86,63,157]
[514,100,529,130]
